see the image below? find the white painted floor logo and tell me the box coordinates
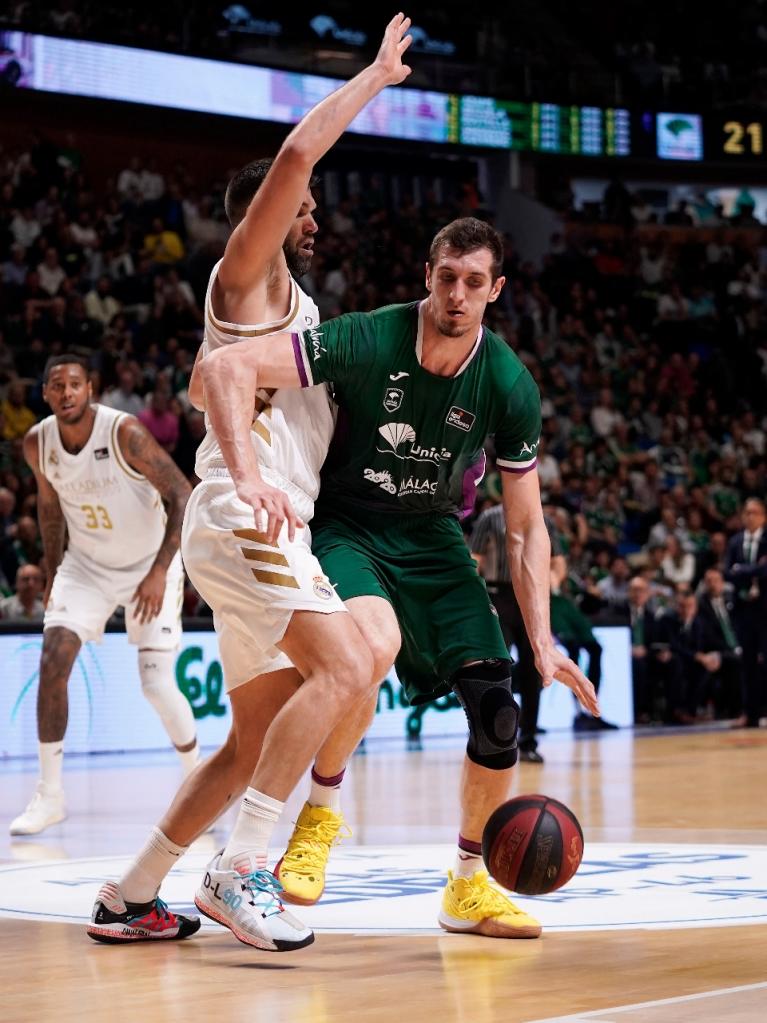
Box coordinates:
[2,843,767,933]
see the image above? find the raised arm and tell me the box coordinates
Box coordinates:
[117,417,192,623]
[23,426,66,606]
[501,469,599,714]
[219,14,412,297]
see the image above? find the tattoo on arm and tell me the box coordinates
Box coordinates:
[119,418,193,571]
[23,427,67,582]
[39,490,67,581]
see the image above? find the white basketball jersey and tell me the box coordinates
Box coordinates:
[39,405,166,570]
[195,260,334,510]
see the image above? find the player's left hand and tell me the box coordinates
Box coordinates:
[132,564,168,624]
[372,12,413,86]
[536,646,600,717]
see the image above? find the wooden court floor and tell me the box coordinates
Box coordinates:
[2,727,767,1023]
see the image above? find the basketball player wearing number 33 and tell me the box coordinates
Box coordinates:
[10,355,198,837]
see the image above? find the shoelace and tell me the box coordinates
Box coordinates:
[456,877,528,919]
[281,819,351,875]
[241,870,285,918]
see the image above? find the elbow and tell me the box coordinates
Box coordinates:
[276,139,315,174]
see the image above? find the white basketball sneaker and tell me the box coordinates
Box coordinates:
[194,853,314,951]
[9,783,66,835]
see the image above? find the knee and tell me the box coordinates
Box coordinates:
[366,631,401,685]
[315,639,375,705]
[39,628,79,686]
[451,659,519,770]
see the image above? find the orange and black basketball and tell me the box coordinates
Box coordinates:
[482,794,584,895]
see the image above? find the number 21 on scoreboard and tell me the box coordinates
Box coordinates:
[723,120,763,156]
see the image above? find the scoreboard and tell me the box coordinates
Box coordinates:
[706,113,765,161]
[448,96,631,157]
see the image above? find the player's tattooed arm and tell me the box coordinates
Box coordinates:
[23,426,67,604]
[117,417,192,571]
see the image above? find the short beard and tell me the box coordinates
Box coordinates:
[285,245,312,279]
[435,316,472,339]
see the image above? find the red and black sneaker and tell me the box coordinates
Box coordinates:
[87,882,201,944]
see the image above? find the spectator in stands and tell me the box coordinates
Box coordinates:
[0,487,16,538]
[142,217,185,265]
[101,366,144,417]
[138,389,180,454]
[37,248,66,297]
[591,387,625,438]
[84,275,122,326]
[597,556,631,616]
[661,535,696,586]
[0,563,45,622]
[1,382,36,441]
[1,515,42,585]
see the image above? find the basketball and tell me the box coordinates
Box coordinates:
[482,795,584,895]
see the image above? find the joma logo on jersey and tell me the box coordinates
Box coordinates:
[446,406,475,432]
[307,327,325,361]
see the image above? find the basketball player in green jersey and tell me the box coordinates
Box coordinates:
[200,216,599,939]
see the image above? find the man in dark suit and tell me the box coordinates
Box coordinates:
[724,499,767,727]
[696,568,743,719]
[653,585,701,723]
[628,575,660,723]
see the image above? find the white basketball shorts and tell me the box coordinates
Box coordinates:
[44,549,183,650]
[181,473,345,692]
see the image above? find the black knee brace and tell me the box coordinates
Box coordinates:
[451,659,519,769]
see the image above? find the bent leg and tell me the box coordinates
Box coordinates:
[38,626,81,743]
[117,667,301,906]
[313,595,402,778]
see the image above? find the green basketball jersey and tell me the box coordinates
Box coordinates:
[293,301,541,516]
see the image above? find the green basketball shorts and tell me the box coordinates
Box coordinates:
[310,506,509,704]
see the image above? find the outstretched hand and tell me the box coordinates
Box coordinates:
[237,478,303,545]
[373,12,413,85]
[536,646,600,717]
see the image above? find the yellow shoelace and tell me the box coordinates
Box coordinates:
[456,877,528,919]
[281,818,352,874]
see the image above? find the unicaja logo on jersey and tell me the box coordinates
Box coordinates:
[378,422,416,452]
[377,423,451,465]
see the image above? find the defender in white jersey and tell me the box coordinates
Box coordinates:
[185,261,339,687]
[10,355,197,838]
[91,16,413,951]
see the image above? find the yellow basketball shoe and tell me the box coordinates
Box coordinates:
[274,803,350,906]
[438,870,542,939]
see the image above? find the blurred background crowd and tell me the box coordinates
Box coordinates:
[1,128,765,728]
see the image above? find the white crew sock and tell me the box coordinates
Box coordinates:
[38,741,64,794]
[453,835,483,878]
[308,766,345,813]
[220,788,283,875]
[119,827,188,904]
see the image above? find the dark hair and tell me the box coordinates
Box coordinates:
[43,354,89,383]
[224,158,274,228]
[428,217,504,281]
[224,158,320,228]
